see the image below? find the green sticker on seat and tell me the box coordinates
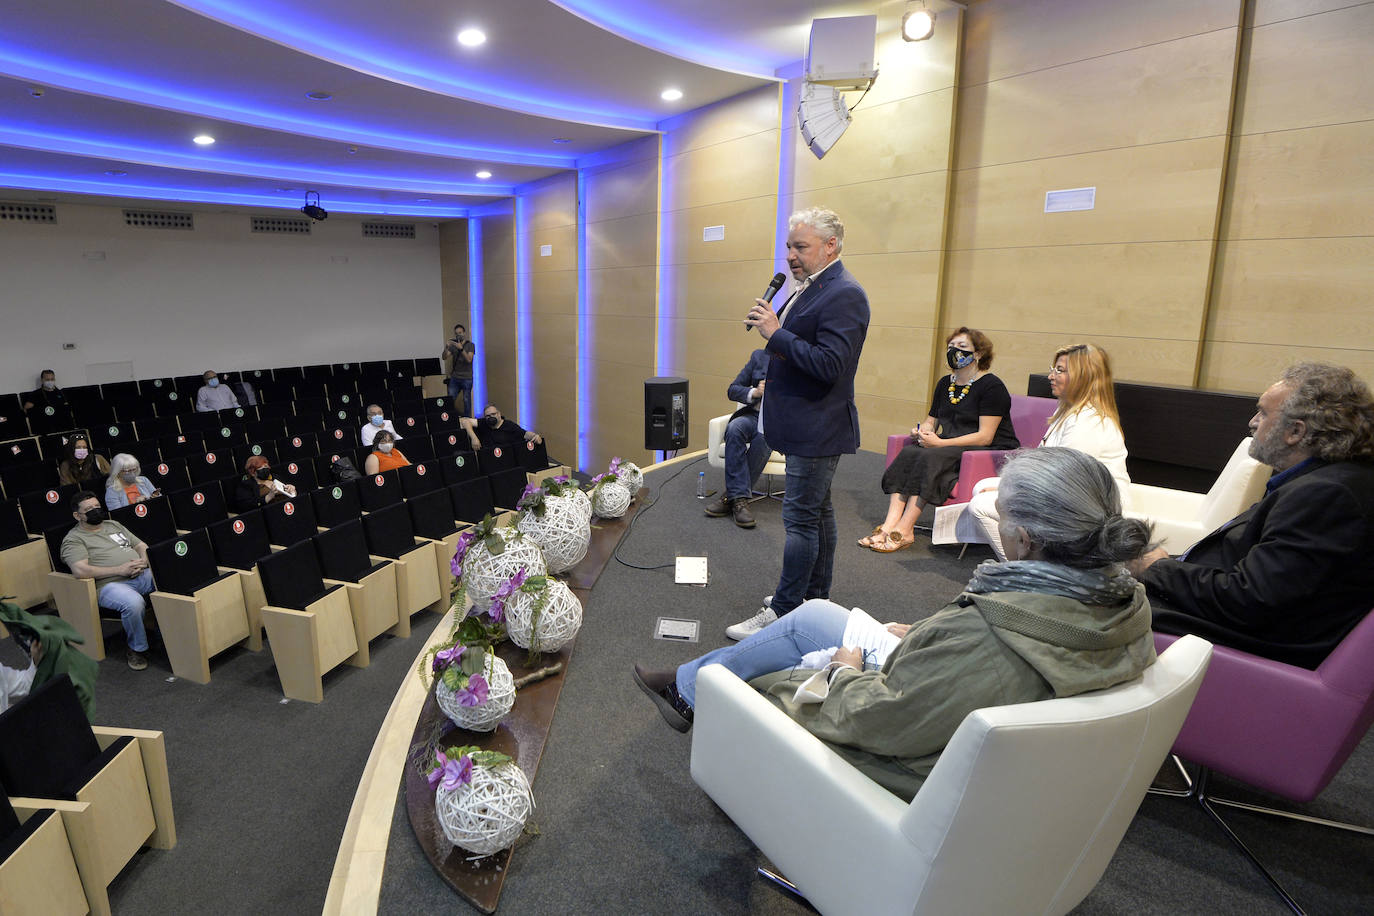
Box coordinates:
[332,487,343,499]
[174,541,188,557]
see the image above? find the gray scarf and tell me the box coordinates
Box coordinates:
[965,559,1137,605]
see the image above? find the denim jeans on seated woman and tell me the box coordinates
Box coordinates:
[675,599,850,707]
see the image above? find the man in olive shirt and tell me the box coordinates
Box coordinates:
[60,491,153,670]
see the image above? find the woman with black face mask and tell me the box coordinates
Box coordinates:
[859,327,1019,552]
[232,455,296,513]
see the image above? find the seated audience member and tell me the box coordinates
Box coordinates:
[704,348,772,529]
[459,404,543,453]
[635,448,1156,799]
[862,327,1019,553]
[364,430,410,474]
[58,436,112,487]
[968,343,1130,560]
[21,369,65,413]
[105,453,157,509]
[60,491,154,670]
[361,404,402,447]
[232,455,297,512]
[196,369,241,412]
[0,600,98,717]
[1132,363,1374,668]
[0,634,39,714]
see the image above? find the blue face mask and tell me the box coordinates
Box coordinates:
[207,377,219,387]
[370,415,385,427]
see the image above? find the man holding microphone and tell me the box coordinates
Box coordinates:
[728,206,870,640]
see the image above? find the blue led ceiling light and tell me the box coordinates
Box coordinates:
[162,0,666,130]
[0,50,580,169]
[0,125,516,197]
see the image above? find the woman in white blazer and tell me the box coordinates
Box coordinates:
[968,343,1130,559]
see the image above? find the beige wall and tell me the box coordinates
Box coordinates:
[582,136,660,471]
[1200,0,1374,390]
[518,173,580,463]
[449,0,1374,467]
[478,207,517,417]
[439,220,470,358]
[659,85,782,452]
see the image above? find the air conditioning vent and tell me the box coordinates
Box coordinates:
[361,221,416,239]
[251,216,312,235]
[123,209,193,230]
[0,202,57,223]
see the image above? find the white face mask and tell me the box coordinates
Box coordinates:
[378,443,393,454]
[42,379,56,390]
[120,470,138,482]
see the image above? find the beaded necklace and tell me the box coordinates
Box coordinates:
[948,372,977,405]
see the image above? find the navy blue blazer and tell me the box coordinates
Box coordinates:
[727,349,770,419]
[760,260,870,457]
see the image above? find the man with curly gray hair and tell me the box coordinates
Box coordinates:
[1134,362,1374,667]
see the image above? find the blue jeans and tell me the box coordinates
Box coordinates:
[723,413,772,500]
[447,377,473,417]
[676,599,849,706]
[98,568,153,652]
[773,454,840,616]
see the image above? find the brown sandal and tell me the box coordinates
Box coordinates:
[871,531,914,553]
[857,526,886,548]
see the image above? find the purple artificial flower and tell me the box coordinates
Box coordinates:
[451,530,478,578]
[520,482,542,502]
[609,456,623,474]
[427,749,449,789]
[432,644,465,673]
[553,474,570,485]
[488,598,506,623]
[591,472,606,484]
[441,754,474,791]
[456,672,489,707]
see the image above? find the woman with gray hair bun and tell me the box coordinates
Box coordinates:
[104,453,157,509]
[633,446,1157,801]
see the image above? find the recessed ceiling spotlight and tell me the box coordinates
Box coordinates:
[416,198,432,202]
[26,86,45,98]
[305,90,333,101]
[457,28,486,47]
[347,145,359,155]
[475,170,492,179]
[552,137,572,144]
[193,134,215,146]
[104,169,127,176]
[275,187,296,192]
[660,88,683,101]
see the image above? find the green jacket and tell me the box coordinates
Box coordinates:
[750,584,1156,801]
[0,601,99,720]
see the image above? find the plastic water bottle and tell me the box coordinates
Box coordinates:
[696,470,706,499]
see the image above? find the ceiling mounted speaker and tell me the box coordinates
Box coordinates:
[804,16,878,91]
[796,82,852,160]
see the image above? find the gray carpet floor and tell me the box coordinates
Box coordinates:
[9,449,1370,914]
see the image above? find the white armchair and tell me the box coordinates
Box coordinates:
[1126,437,1271,554]
[690,636,1213,916]
[707,412,786,500]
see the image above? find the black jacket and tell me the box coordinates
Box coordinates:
[1145,458,1374,667]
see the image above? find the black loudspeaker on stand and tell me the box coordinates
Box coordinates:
[644,377,688,450]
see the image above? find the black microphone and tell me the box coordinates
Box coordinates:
[746,272,788,330]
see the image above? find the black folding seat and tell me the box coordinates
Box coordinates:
[208,508,272,572]
[0,396,28,441]
[0,437,43,470]
[178,411,222,434]
[167,483,229,531]
[311,478,362,528]
[294,396,327,417]
[71,399,116,427]
[489,467,531,510]
[233,440,280,469]
[135,415,181,440]
[397,460,442,498]
[517,438,554,473]
[187,448,236,485]
[476,443,519,476]
[407,487,459,540]
[218,404,257,425]
[145,456,191,495]
[63,384,102,409]
[293,381,328,401]
[25,403,76,435]
[159,431,207,460]
[359,503,442,621]
[88,420,138,455]
[205,423,248,449]
[430,429,466,458]
[321,423,360,450]
[438,450,480,485]
[447,477,495,524]
[392,411,428,439]
[274,457,318,492]
[110,397,154,422]
[17,483,79,536]
[357,467,403,512]
[359,360,389,380]
[147,388,186,418]
[277,432,319,463]
[136,377,174,398]
[271,366,304,386]
[414,357,442,377]
[0,498,30,550]
[386,381,423,401]
[110,495,176,546]
[262,493,319,547]
[257,400,295,422]
[144,526,249,683]
[172,375,203,402]
[301,364,333,384]
[284,414,324,437]
[387,357,417,380]
[0,463,57,500]
[125,440,163,472]
[357,387,391,408]
[248,417,287,443]
[400,436,434,461]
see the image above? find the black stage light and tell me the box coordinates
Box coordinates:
[301,190,329,221]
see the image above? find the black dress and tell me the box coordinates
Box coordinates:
[881,373,1019,503]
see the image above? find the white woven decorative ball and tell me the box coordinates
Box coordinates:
[617,462,644,495]
[516,494,590,574]
[462,528,547,611]
[433,654,515,732]
[435,761,534,856]
[566,487,593,522]
[505,578,582,653]
[591,480,631,519]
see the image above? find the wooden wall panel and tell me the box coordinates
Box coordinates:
[1201,1,1374,392]
[520,172,578,461]
[479,209,517,416]
[582,136,660,471]
[438,221,469,357]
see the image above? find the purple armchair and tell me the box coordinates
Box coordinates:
[884,394,1057,504]
[1151,608,1374,912]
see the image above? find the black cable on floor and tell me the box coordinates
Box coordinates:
[612,455,708,571]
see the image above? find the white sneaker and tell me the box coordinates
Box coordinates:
[762,594,773,608]
[726,606,777,641]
